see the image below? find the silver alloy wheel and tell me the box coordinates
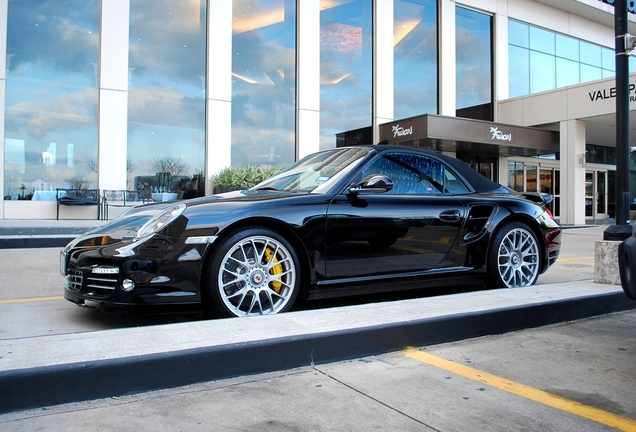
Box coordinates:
[218,235,296,317]
[496,227,540,288]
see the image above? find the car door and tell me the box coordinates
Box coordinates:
[324,151,465,280]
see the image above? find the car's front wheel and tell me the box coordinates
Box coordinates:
[488,221,541,288]
[204,228,300,318]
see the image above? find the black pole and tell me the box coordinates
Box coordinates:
[615,0,631,226]
[614,0,630,225]
[604,0,632,240]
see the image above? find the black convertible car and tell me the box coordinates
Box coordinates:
[61,145,561,318]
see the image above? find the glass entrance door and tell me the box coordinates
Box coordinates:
[585,170,608,220]
[596,170,607,219]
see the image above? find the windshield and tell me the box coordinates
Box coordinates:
[252,147,371,193]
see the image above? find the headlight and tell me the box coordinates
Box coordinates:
[134,203,187,241]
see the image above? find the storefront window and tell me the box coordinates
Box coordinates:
[320,0,372,149]
[4,0,99,199]
[127,0,207,197]
[456,6,492,113]
[231,0,296,167]
[394,0,437,119]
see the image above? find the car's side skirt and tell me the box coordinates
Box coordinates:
[307,267,484,300]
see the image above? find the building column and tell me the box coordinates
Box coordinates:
[492,8,509,119]
[373,0,394,143]
[560,119,586,225]
[98,0,129,191]
[438,0,456,116]
[207,0,232,192]
[297,0,320,158]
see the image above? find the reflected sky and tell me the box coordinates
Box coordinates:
[4,0,99,196]
[127,0,206,192]
[456,6,492,110]
[394,0,437,119]
[320,0,372,150]
[231,0,296,167]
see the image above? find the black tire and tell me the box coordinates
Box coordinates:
[487,221,541,288]
[618,237,636,300]
[204,227,300,318]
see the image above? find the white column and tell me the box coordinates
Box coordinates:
[438,0,456,116]
[98,0,129,191]
[0,0,7,218]
[492,9,509,119]
[297,0,320,158]
[560,119,586,225]
[373,0,394,142]
[207,0,233,192]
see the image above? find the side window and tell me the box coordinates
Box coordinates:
[444,169,470,194]
[361,152,445,195]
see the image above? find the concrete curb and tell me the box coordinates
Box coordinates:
[1,288,633,414]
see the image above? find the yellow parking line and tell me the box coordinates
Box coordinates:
[405,349,636,431]
[556,257,595,266]
[0,296,64,304]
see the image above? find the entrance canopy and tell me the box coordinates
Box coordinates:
[379,114,559,158]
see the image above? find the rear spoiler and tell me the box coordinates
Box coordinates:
[520,192,553,206]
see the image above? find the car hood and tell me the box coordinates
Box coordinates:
[64,189,313,249]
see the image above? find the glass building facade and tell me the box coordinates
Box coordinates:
[4,0,100,198]
[0,0,629,225]
[508,19,634,98]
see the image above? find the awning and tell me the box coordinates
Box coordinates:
[379,114,559,158]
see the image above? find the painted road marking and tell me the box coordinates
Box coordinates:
[0,296,64,304]
[405,349,636,431]
[556,256,595,266]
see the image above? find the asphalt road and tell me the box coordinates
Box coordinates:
[1,225,635,430]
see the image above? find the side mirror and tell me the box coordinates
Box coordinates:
[349,174,393,195]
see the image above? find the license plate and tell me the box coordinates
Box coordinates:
[60,250,68,276]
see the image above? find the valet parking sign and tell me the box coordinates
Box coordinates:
[588,82,636,103]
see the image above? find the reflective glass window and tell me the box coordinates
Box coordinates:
[4,0,99,199]
[456,7,492,110]
[580,41,602,67]
[508,45,529,98]
[394,0,437,119]
[320,0,372,149]
[232,0,296,167]
[555,34,578,61]
[529,26,555,55]
[127,0,207,197]
[556,58,579,87]
[508,19,615,97]
[508,20,528,48]
[581,64,602,82]
[602,47,615,72]
[530,51,555,93]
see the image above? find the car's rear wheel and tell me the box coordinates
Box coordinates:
[204,228,300,318]
[488,221,540,288]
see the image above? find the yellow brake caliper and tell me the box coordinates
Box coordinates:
[265,247,283,293]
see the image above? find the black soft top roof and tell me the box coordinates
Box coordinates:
[363,145,504,193]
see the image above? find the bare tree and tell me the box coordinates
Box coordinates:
[153,156,189,192]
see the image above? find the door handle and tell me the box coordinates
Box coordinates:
[439,210,461,223]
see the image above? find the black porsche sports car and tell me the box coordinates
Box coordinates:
[61,145,562,318]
